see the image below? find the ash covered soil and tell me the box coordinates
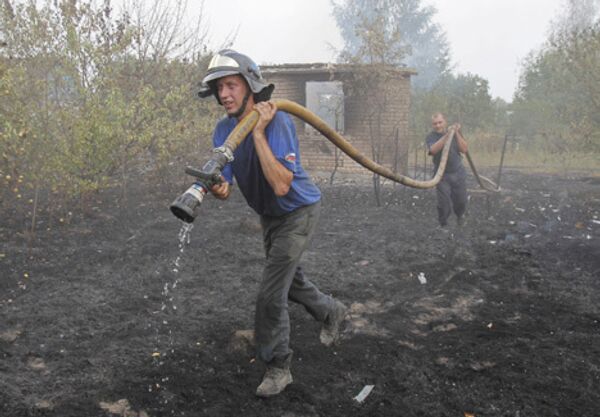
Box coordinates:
[1,170,599,417]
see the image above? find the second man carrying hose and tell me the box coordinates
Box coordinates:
[426,112,469,228]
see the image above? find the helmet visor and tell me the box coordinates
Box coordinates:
[201,52,244,86]
[207,54,240,71]
[202,70,242,85]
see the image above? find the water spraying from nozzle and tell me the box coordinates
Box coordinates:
[152,222,194,360]
[149,221,195,403]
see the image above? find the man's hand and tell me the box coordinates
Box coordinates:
[253,101,277,135]
[452,123,468,153]
[210,177,230,200]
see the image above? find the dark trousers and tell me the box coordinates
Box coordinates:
[256,201,334,365]
[436,170,468,226]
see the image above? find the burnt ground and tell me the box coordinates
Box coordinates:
[1,170,599,417]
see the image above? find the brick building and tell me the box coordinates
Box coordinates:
[262,63,416,175]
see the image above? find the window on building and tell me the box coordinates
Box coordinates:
[305,81,344,133]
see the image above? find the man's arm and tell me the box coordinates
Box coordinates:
[252,101,293,197]
[428,124,467,155]
[454,124,468,153]
[428,130,452,155]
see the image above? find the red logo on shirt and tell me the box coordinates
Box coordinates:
[284,153,296,163]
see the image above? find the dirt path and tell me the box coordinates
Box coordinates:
[1,171,599,417]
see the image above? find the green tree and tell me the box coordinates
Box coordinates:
[0,0,215,235]
[335,6,407,205]
[512,14,600,158]
[331,0,451,89]
[411,73,495,137]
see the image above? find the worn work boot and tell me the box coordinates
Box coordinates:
[255,366,293,397]
[320,300,348,347]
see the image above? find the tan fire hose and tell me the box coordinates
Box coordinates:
[222,98,500,192]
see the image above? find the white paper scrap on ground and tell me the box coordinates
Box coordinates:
[353,385,375,403]
[417,272,427,285]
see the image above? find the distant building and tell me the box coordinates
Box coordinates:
[262,63,416,175]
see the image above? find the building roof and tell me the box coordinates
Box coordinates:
[261,62,417,77]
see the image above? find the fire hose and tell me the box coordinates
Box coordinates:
[170,99,500,223]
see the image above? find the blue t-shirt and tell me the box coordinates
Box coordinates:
[212,111,321,217]
[425,131,465,175]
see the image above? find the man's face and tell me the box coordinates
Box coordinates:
[432,115,447,134]
[216,74,252,117]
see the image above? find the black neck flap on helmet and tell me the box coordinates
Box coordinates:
[197,49,275,105]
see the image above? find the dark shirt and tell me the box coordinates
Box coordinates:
[212,111,321,217]
[425,131,465,175]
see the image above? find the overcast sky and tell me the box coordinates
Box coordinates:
[200,0,565,101]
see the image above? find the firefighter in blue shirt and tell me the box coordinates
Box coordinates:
[197,49,347,397]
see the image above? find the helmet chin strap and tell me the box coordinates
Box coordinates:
[229,91,252,119]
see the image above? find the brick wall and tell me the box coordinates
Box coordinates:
[263,66,413,176]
